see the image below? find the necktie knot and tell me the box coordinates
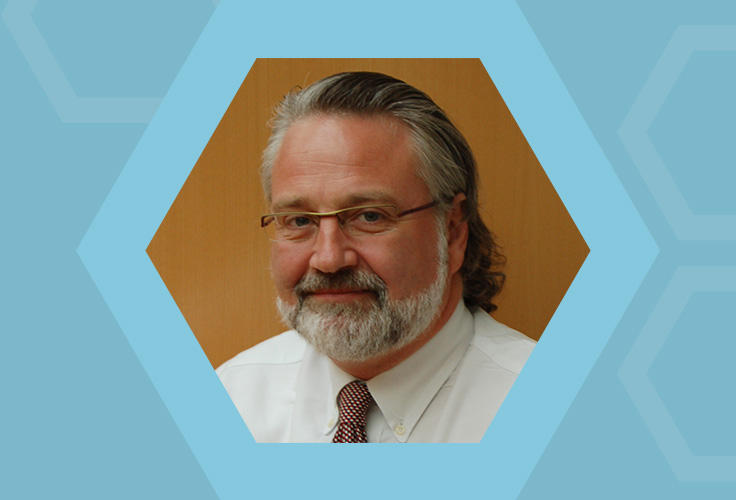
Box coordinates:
[332,381,374,443]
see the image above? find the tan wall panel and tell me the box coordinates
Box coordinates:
[147,59,588,368]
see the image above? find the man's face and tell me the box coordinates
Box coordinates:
[268,115,453,361]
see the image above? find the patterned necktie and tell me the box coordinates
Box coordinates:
[332,381,374,443]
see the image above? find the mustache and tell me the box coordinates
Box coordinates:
[294,269,388,303]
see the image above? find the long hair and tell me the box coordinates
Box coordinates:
[260,72,505,312]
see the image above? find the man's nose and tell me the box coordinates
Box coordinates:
[308,217,359,274]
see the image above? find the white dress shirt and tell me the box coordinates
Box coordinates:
[216,302,535,443]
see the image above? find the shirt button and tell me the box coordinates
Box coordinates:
[327,418,335,428]
[395,425,406,436]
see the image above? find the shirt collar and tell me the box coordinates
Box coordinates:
[325,301,474,442]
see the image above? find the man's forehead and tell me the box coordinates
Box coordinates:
[269,113,428,209]
[277,114,411,160]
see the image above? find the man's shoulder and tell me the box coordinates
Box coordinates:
[469,309,536,376]
[216,330,307,375]
[216,331,308,443]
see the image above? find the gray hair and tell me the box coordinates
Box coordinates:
[260,71,505,312]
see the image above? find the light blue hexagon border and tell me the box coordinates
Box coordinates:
[76,0,656,498]
[619,266,736,482]
[1,0,218,123]
[619,25,736,241]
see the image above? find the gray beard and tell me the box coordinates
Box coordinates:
[276,241,449,363]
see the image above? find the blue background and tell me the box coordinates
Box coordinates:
[2,0,734,498]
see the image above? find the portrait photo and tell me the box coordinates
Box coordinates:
[147,58,588,443]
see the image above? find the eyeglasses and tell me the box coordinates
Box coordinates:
[261,201,438,242]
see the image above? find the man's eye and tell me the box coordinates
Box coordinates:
[283,215,314,229]
[358,211,384,223]
[348,209,395,233]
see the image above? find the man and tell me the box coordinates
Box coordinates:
[217,71,535,443]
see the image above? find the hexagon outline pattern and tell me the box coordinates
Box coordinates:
[1,0,219,123]
[618,25,736,241]
[618,265,736,481]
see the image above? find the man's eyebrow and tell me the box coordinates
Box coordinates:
[342,192,396,206]
[271,197,308,212]
[271,192,396,212]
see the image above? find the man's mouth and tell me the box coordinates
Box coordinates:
[303,289,375,303]
[294,269,387,308]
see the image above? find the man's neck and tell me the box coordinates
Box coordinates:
[331,275,464,380]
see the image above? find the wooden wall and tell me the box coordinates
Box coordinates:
[147,59,589,368]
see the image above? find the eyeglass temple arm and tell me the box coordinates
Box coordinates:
[396,200,439,217]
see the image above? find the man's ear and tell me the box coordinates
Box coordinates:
[446,193,468,275]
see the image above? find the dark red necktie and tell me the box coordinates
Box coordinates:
[332,381,374,443]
